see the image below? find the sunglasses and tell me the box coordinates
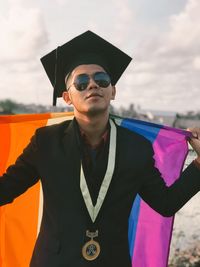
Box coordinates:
[67,72,111,91]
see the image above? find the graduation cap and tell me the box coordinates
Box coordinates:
[40,30,132,105]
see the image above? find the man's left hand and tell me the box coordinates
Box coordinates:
[187,127,200,164]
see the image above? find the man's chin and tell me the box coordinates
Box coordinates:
[86,106,107,117]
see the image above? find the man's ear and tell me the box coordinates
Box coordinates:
[111,86,116,100]
[62,91,72,105]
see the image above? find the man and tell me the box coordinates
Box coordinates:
[0,31,200,267]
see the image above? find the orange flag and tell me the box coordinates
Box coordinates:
[0,113,73,267]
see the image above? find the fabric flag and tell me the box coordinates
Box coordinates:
[0,112,190,267]
[116,117,190,267]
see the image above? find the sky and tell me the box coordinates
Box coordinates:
[0,0,200,112]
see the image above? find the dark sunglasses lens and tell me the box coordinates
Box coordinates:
[74,74,89,91]
[94,72,111,87]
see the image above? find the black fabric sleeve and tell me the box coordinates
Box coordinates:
[139,148,200,217]
[0,134,40,205]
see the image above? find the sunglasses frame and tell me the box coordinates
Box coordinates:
[67,71,111,91]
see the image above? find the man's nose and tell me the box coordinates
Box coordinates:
[87,77,99,89]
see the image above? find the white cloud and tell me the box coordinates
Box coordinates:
[0,0,49,104]
[167,0,200,51]
[0,0,48,62]
[109,0,135,45]
[193,57,200,70]
[115,0,200,112]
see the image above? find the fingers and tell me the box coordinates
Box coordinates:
[187,128,200,157]
[187,128,200,140]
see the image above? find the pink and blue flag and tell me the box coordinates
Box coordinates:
[116,116,191,267]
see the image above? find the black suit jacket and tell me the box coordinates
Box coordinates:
[0,119,200,267]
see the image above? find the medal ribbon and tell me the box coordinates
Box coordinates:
[80,119,117,222]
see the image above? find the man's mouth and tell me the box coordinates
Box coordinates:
[86,93,102,99]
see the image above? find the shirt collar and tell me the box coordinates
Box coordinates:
[79,124,109,150]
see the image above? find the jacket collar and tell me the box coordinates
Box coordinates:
[62,118,81,163]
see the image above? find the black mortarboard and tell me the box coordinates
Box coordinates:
[40,30,132,105]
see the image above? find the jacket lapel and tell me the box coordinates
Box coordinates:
[62,119,81,183]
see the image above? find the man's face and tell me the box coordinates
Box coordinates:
[63,64,116,117]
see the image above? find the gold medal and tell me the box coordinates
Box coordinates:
[82,230,100,261]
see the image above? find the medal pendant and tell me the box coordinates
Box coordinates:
[82,230,100,261]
